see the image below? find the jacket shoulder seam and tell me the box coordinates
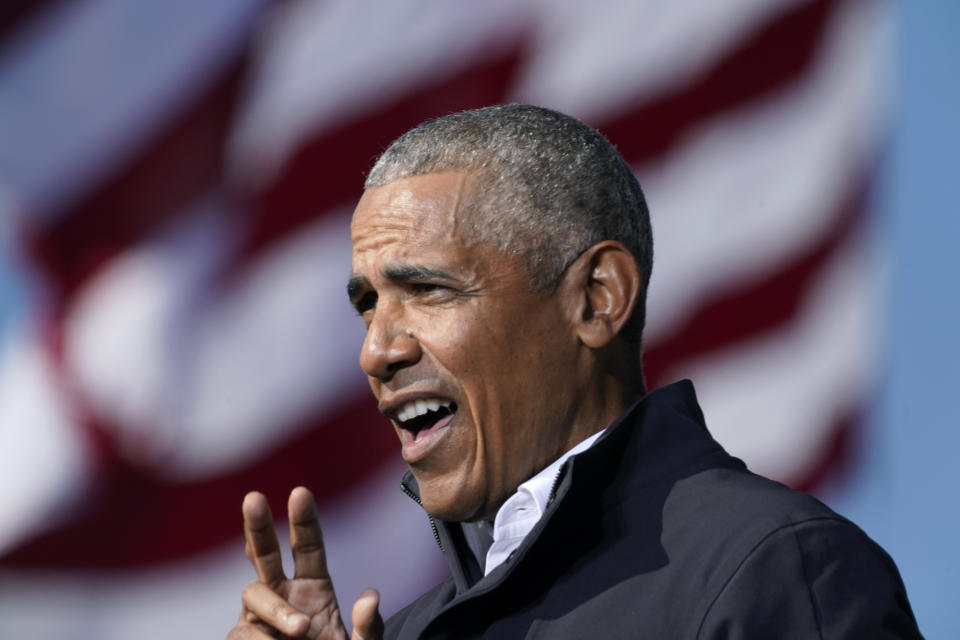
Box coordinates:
[792,520,826,640]
[695,515,843,639]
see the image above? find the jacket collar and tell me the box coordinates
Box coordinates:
[399,379,736,594]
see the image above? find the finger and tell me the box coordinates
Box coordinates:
[289,486,331,580]
[227,616,279,640]
[351,589,384,640]
[242,580,312,637]
[244,613,284,638]
[243,491,287,587]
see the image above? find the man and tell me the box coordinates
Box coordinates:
[227,105,921,639]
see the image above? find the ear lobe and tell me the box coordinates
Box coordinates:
[572,241,641,349]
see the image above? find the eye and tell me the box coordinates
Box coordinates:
[354,291,377,315]
[411,282,446,294]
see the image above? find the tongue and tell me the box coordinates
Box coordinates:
[412,408,455,441]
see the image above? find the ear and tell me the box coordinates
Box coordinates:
[565,241,642,349]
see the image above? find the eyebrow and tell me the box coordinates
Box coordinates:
[346,264,459,305]
[346,275,370,306]
[382,264,457,283]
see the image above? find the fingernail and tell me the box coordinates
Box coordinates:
[286,612,310,632]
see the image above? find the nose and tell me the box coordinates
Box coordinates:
[359,304,421,381]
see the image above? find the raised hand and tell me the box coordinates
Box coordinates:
[227,487,384,639]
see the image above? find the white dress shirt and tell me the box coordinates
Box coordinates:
[484,429,606,575]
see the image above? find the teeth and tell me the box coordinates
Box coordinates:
[396,398,453,424]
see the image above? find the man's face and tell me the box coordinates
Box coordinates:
[349,172,585,522]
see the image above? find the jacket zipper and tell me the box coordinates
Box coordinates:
[401,481,444,552]
[546,461,569,508]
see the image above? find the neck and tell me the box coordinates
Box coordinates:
[562,368,641,453]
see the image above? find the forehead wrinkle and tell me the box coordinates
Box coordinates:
[352,171,484,248]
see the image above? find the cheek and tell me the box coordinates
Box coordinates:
[486,313,574,425]
[416,311,480,375]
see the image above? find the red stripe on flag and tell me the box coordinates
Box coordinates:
[597,0,840,167]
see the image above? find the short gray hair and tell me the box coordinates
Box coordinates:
[366,104,653,353]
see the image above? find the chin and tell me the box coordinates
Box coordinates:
[419,487,484,523]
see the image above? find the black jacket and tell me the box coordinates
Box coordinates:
[385,381,921,639]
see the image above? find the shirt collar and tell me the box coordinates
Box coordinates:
[484,428,606,575]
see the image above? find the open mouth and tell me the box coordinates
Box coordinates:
[396,398,458,440]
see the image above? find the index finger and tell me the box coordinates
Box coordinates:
[288,486,331,579]
[242,491,287,587]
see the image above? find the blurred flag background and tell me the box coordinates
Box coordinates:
[0,0,955,637]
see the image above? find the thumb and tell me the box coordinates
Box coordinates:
[351,588,384,640]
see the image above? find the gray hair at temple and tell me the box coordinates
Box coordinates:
[365,104,653,354]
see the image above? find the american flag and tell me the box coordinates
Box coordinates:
[0,0,890,636]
